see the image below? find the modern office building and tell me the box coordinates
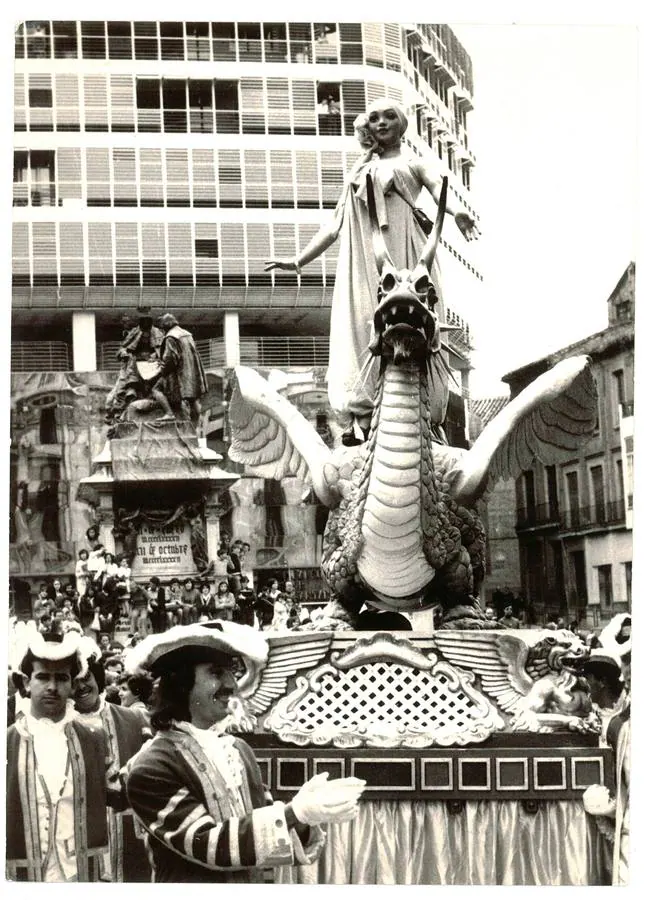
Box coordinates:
[503,263,635,628]
[10,21,482,603]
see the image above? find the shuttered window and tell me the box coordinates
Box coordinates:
[240,78,265,134]
[84,75,109,131]
[14,73,26,131]
[139,149,164,207]
[32,222,58,284]
[113,149,137,206]
[88,223,114,285]
[12,223,31,285]
[54,75,79,130]
[195,223,220,284]
[217,149,242,208]
[266,78,291,134]
[142,223,167,284]
[243,150,268,209]
[59,222,84,284]
[115,223,140,284]
[56,148,83,201]
[168,223,194,285]
[165,150,190,206]
[110,75,135,131]
[86,149,111,206]
[291,80,316,134]
[191,149,216,207]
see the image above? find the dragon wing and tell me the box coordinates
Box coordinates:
[433,631,535,712]
[239,632,334,717]
[228,366,338,507]
[451,355,597,506]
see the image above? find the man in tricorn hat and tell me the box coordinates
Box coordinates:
[124,622,365,882]
[73,637,152,882]
[6,628,123,881]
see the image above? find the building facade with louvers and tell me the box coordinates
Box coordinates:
[10,20,483,604]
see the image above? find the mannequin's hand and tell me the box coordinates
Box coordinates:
[454,212,480,241]
[264,258,299,272]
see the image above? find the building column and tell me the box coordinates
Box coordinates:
[96,493,116,555]
[224,311,240,367]
[72,312,97,372]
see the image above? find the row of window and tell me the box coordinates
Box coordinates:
[13,142,478,241]
[519,446,632,527]
[12,219,481,289]
[16,73,400,135]
[16,21,404,69]
[14,146,357,210]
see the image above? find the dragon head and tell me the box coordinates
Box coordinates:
[529,631,591,677]
[365,173,453,367]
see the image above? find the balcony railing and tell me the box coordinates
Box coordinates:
[560,501,626,531]
[97,336,330,372]
[11,341,71,372]
[516,503,560,529]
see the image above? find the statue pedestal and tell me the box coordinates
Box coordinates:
[77,421,239,582]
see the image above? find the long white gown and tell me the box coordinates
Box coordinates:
[326,150,448,424]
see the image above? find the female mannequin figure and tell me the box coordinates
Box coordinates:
[265,100,479,443]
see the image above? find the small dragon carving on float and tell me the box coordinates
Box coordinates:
[228,175,598,630]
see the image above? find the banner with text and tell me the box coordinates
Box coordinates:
[130,522,196,578]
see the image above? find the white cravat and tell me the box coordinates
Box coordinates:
[176,721,244,795]
[74,694,106,731]
[21,702,78,882]
[23,701,76,797]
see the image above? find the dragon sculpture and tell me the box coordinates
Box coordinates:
[228,175,598,630]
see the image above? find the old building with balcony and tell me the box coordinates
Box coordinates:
[502,263,635,628]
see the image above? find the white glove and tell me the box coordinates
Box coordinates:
[291,772,365,826]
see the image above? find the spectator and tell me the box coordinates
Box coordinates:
[180,577,201,624]
[213,581,237,622]
[33,583,51,618]
[196,582,217,622]
[115,554,132,616]
[105,684,121,705]
[498,604,520,629]
[75,549,90,597]
[214,547,230,579]
[47,579,66,609]
[117,672,153,715]
[227,545,243,595]
[283,582,303,629]
[97,577,121,637]
[579,653,623,715]
[254,579,279,630]
[235,576,256,628]
[37,612,53,634]
[270,587,291,631]
[146,576,167,634]
[129,582,150,638]
[101,552,119,586]
[165,578,183,628]
[79,584,99,636]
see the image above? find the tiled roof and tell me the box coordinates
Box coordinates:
[469,396,509,425]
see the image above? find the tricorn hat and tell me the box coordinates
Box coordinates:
[123,621,268,679]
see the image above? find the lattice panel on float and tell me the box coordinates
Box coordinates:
[263,632,505,747]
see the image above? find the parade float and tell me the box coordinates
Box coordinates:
[225,177,613,884]
[80,178,612,884]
